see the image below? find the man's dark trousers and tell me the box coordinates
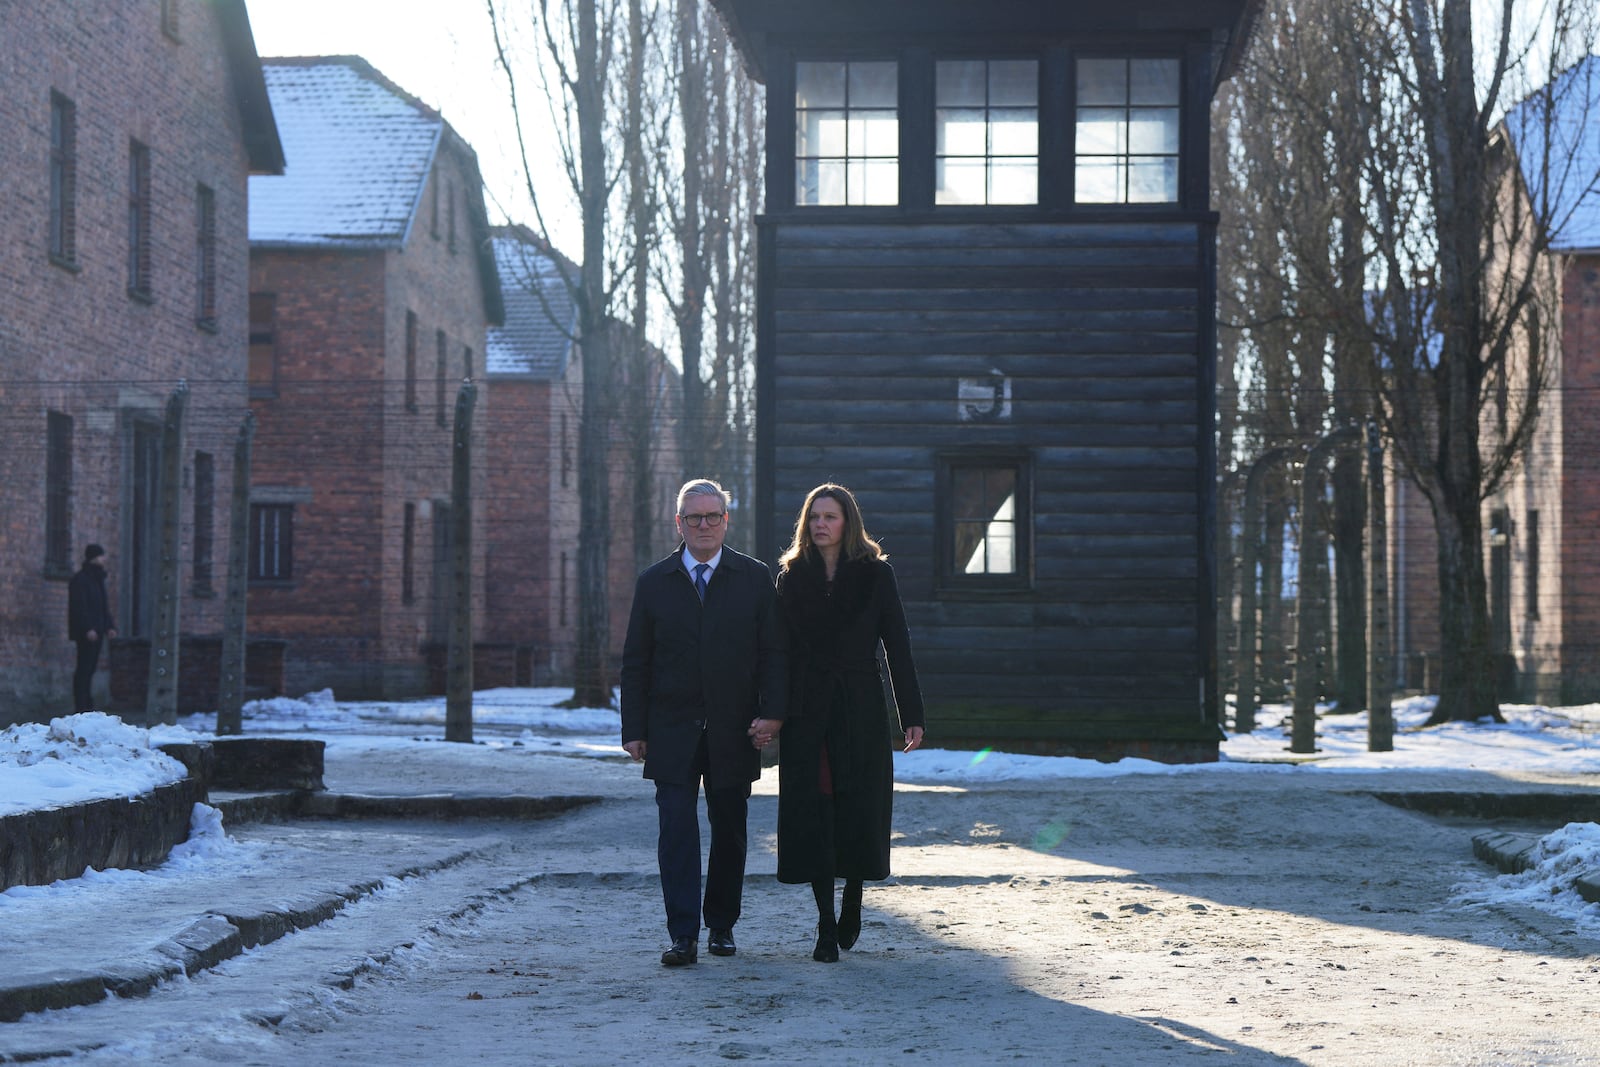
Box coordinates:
[72,637,102,712]
[655,733,749,941]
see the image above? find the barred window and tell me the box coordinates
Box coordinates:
[249,293,278,398]
[405,310,419,412]
[128,140,152,298]
[248,503,293,581]
[49,92,78,265]
[45,411,73,575]
[194,184,217,328]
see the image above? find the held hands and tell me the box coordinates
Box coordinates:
[748,718,783,751]
[902,726,925,753]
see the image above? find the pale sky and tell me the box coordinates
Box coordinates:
[244,0,581,256]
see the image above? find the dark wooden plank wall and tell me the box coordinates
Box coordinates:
[766,220,1208,742]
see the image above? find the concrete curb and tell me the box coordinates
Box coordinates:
[0,846,483,1023]
[1472,829,1600,904]
[1365,790,1600,821]
[208,791,604,824]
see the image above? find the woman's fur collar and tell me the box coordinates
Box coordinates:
[780,549,879,637]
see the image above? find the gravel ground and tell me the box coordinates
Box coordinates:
[5,744,1599,1066]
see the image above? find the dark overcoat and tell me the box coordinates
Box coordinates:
[620,545,787,789]
[776,551,924,884]
[67,564,115,642]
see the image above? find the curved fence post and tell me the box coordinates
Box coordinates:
[1235,446,1295,733]
[1366,420,1394,751]
[1291,425,1362,753]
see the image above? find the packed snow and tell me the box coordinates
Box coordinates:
[5,688,1600,930]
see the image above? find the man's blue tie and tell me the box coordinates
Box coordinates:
[693,562,709,602]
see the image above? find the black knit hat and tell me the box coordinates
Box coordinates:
[84,544,106,563]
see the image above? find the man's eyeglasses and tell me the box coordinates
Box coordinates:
[681,512,725,528]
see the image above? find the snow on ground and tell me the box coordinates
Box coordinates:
[5,688,1600,927]
[0,712,189,817]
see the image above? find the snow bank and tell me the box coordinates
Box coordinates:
[0,713,189,817]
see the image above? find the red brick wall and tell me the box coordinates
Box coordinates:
[0,2,256,723]
[484,347,682,692]
[247,143,492,700]
[1560,254,1600,700]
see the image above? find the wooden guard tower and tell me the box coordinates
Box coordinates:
[711,0,1263,761]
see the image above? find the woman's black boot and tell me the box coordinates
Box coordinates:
[812,880,839,962]
[837,879,863,950]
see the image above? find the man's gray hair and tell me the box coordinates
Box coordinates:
[677,478,730,515]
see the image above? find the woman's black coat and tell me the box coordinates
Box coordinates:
[775,552,924,884]
[620,545,788,789]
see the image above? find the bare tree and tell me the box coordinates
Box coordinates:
[1352,0,1595,721]
[488,0,626,707]
[1223,0,1599,723]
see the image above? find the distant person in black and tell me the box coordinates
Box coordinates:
[67,544,117,712]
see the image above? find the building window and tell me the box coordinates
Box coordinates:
[49,92,78,266]
[45,411,73,576]
[128,140,153,299]
[402,502,416,604]
[249,293,278,397]
[436,329,449,427]
[193,451,214,594]
[248,503,293,581]
[430,175,441,239]
[795,60,899,206]
[937,454,1031,590]
[1075,57,1180,204]
[936,60,1038,205]
[195,184,217,328]
[560,413,571,488]
[405,310,419,412]
[1526,509,1540,620]
[160,0,180,39]
[447,182,458,253]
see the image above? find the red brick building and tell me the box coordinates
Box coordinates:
[1389,56,1600,703]
[0,0,282,724]
[247,57,502,699]
[484,226,681,686]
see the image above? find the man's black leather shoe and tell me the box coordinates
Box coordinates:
[708,928,736,956]
[661,936,698,966]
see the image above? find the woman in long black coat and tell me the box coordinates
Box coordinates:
[774,484,924,962]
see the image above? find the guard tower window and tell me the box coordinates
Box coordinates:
[936,59,1038,205]
[795,60,899,206]
[937,454,1032,592]
[1074,57,1180,204]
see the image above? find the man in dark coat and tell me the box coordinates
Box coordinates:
[67,543,117,712]
[620,479,787,966]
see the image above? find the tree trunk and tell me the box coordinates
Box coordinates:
[1429,485,1502,723]
[676,0,706,481]
[626,0,656,576]
[1259,488,1289,703]
[1331,449,1366,710]
[570,0,615,709]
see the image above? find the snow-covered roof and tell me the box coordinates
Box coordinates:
[1505,54,1600,253]
[249,57,442,248]
[486,230,578,380]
